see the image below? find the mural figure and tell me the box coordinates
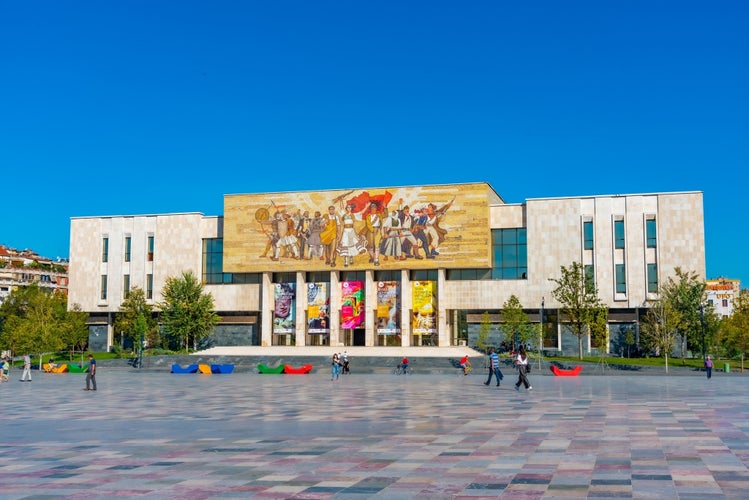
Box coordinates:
[381,209,404,260]
[336,203,367,267]
[307,211,325,261]
[320,205,340,267]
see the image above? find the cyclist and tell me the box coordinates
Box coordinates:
[400,357,409,374]
[459,355,471,375]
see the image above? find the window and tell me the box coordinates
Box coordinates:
[147,235,154,261]
[124,236,132,262]
[102,237,109,263]
[615,264,626,294]
[491,228,527,280]
[646,218,657,248]
[446,269,492,280]
[146,273,153,299]
[584,265,595,293]
[583,220,594,250]
[202,238,227,284]
[411,270,438,281]
[202,238,261,284]
[123,274,130,297]
[647,263,658,293]
[100,275,108,300]
[614,220,625,249]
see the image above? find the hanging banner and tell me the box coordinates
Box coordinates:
[412,281,437,334]
[273,282,296,333]
[376,281,400,334]
[341,281,365,329]
[307,282,330,334]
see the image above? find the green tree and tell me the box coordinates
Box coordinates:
[500,295,535,350]
[159,271,219,352]
[720,290,749,365]
[661,268,706,361]
[113,287,159,350]
[0,283,88,355]
[640,295,681,373]
[550,262,607,360]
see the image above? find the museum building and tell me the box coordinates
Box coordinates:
[67,182,705,355]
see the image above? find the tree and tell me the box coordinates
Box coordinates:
[720,290,749,368]
[550,262,607,360]
[159,271,219,352]
[640,295,681,373]
[660,268,706,361]
[113,287,159,350]
[500,295,535,351]
[0,283,88,356]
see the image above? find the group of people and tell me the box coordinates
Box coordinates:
[481,346,532,391]
[260,194,453,268]
[331,351,350,380]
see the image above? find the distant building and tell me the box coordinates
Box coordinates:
[68,183,706,355]
[0,245,69,305]
[705,278,741,318]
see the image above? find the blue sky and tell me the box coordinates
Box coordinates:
[1,2,747,284]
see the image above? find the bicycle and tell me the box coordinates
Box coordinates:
[393,364,411,375]
[458,364,473,376]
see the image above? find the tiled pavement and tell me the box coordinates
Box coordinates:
[1,368,748,499]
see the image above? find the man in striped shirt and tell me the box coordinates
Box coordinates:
[484,347,503,387]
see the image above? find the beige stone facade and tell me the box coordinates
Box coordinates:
[68,185,705,354]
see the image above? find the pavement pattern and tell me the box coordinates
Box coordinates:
[1,367,747,499]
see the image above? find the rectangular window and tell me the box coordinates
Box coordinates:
[146,273,153,299]
[124,236,132,262]
[646,218,657,248]
[615,264,627,294]
[123,274,130,297]
[102,237,109,263]
[584,264,595,293]
[202,238,232,284]
[491,228,527,280]
[583,220,594,250]
[147,235,154,261]
[614,219,625,249]
[647,263,658,293]
[100,275,108,300]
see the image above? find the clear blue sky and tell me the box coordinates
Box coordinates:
[1,2,747,284]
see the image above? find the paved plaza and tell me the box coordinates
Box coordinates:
[1,367,748,499]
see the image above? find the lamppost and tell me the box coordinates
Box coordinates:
[699,304,706,361]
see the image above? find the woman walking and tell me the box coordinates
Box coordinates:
[514,346,532,391]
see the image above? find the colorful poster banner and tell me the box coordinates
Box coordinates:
[307,282,330,334]
[273,282,296,333]
[412,281,437,334]
[376,281,400,334]
[341,281,365,329]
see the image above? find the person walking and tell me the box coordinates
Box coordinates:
[1,357,9,383]
[84,354,97,391]
[20,353,32,382]
[483,347,503,386]
[705,355,713,380]
[514,346,532,391]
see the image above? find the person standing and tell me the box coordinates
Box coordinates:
[20,353,32,382]
[1,357,9,383]
[705,355,713,380]
[514,346,532,391]
[84,354,97,391]
[483,348,503,386]
[331,353,341,381]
